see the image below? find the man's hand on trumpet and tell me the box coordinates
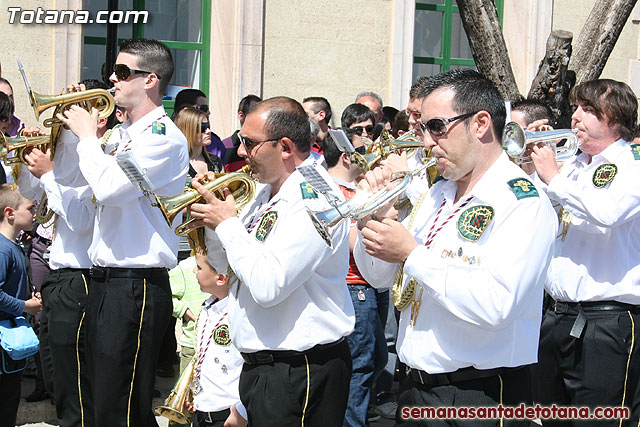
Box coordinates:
[357,165,418,264]
[530,144,560,185]
[519,119,552,175]
[187,172,238,230]
[56,104,99,141]
[24,146,53,179]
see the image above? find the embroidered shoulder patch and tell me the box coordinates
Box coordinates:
[631,144,640,160]
[592,163,617,188]
[152,121,166,135]
[300,182,318,199]
[457,205,494,242]
[213,324,231,346]
[507,178,539,200]
[255,211,278,242]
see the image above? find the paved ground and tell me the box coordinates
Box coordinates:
[16,372,394,426]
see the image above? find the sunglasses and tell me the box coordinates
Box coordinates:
[113,63,161,81]
[405,109,422,120]
[419,111,478,137]
[196,104,209,113]
[238,134,280,152]
[351,125,375,136]
[200,122,210,133]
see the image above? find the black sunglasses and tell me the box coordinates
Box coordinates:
[113,63,161,81]
[196,104,209,113]
[419,111,478,137]
[351,125,375,136]
[238,134,280,151]
[200,122,210,133]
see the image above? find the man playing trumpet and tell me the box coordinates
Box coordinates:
[530,79,640,426]
[188,96,355,427]
[353,70,557,425]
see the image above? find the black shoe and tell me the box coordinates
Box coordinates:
[25,389,50,402]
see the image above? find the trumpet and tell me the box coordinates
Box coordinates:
[309,157,437,248]
[502,121,579,165]
[351,130,426,174]
[0,132,54,165]
[155,166,255,236]
[19,60,115,129]
[27,88,116,128]
[155,357,195,424]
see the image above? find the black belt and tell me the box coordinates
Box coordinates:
[196,408,231,424]
[546,296,639,338]
[89,266,168,281]
[48,268,90,279]
[409,365,522,386]
[241,338,345,365]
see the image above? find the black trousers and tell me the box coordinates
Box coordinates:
[397,366,534,426]
[86,268,172,427]
[0,369,23,427]
[239,339,351,427]
[40,268,92,427]
[533,307,640,426]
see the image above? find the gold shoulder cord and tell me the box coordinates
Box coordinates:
[557,207,572,242]
[392,193,426,311]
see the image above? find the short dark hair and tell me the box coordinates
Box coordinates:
[238,94,262,115]
[80,79,118,127]
[393,110,410,136]
[0,184,23,221]
[418,69,506,138]
[80,78,109,91]
[175,89,206,109]
[383,106,399,123]
[341,103,376,128]
[323,130,346,168]
[256,97,311,153]
[302,96,333,122]
[409,76,430,99]
[0,92,14,123]
[119,38,174,95]
[511,99,554,126]
[569,79,638,141]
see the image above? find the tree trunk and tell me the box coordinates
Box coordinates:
[457,0,522,102]
[569,0,638,84]
[528,30,576,128]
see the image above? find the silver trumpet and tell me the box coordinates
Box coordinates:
[502,121,579,165]
[308,157,437,248]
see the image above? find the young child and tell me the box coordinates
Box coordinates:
[185,252,247,427]
[0,184,41,425]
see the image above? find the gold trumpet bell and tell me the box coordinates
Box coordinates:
[155,170,256,236]
[155,357,195,424]
[28,88,115,128]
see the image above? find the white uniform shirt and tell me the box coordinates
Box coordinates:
[205,156,355,353]
[193,296,247,420]
[354,153,557,373]
[76,106,189,268]
[544,139,640,304]
[39,172,94,269]
[16,129,94,269]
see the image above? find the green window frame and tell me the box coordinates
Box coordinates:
[82,0,211,114]
[414,0,504,76]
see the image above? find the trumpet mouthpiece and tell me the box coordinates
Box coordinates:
[107,87,116,94]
